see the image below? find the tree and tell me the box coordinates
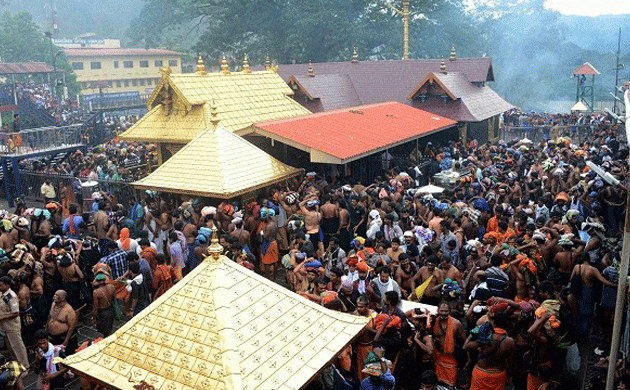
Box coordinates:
[0,11,79,95]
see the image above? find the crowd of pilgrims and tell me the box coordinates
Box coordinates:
[0,111,626,390]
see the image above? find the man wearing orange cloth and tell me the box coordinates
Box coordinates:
[463,311,515,390]
[432,303,465,388]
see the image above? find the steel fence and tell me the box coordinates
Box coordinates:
[0,124,83,155]
[18,170,148,208]
[498,124,616,144]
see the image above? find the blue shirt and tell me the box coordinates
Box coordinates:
[359,370,395,390]
[102,249,128,280]
[62,215,84,240]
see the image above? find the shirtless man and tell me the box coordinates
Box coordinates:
[395,253,416,298]
[551,236,585,286]
[440,255,462,286]
[337,199,350,251]
[0,226,13,252]
[91,274,116,336]
[94,201,109,255]
[464,312,515,390]
[46,290,78,355]
[299,195,322,253]
[57,256,84,310]
[433,303,466,388]
[229,217,250,251]
[319,195,339,249]
[386,238,404,273]
[411,255,442,306]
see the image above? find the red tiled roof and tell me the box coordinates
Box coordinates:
[63,48,182,57]
[572,62,600,75]
[408,72,514,122]
[253,102,457,164]
[0,62,54,75]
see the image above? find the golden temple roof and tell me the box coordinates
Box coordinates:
[132,125,302,198]
[59,255,368,390]
[118,69,311,142]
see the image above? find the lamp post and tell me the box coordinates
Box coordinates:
[44,31,62,99]
[605,82,630,390]
[386,0,410,60]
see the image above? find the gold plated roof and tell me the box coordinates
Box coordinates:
[132,125,302,198]
[59,256,367,390]
[119,69,310,142]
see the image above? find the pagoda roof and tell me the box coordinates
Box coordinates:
[288,74,361,111]
[572,62,600,76]
[571,101,589,111]
[133,125,302,198]
[407,72,514,122]
[253,102,457,164]
[119,68,311,142]
[58,253,368,390]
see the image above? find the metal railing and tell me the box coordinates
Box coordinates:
[18,170,150,207]
[0,124,83,155]
[498,124,623,145]
[89,94,150,111]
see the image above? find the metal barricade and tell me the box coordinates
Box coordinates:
[0,124,83,155]
[498,124,602,144]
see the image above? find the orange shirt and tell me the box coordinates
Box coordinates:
[486,216,499,233]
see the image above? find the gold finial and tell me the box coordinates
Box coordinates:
[449,45,456,61]
[196,55,206,74]
[210,99,220,128]
[307,61,314,77]
[206,226,223,261]
[352,47,358,64]
[159,66,172,77]
[220,54,230,74]
[242,54,251,74]
[265,56,271,71]
[440,59,447,74]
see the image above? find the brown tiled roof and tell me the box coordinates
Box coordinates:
[408,72,514,122]
[572,62,600,75]
[267,57,494,113]
[0,62,54,75]
[288,74,361,111]
[63,48,182,57]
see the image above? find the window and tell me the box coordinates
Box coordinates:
[116,81,121,88]
[123,61,134,68]
[90,61,101,70]
[81,82,88,89]
[113,61,119,68]
[147,79,152,86]
[132,79,138,86]
[154,60,163,67]
[71,62,84,70]
[155,78,160,84]
[168,60,178,67]
[139,79,145,86]
[139,60,149,68]
[124,80,129,87]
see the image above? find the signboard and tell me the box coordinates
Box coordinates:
[53,38,105,46]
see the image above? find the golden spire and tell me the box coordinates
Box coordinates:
[206,226,223,261]
[449,45,456,61]
[308,61,315,77]
[220,54,230,75]
[158,66,172,77]
[210,99,220,128]
[242,53,251,74]
[352,47,358,64]
[265,56,271,71]
[196,55,206,74]
[440,58,447,74]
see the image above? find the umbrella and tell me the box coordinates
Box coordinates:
[416,184,445,194]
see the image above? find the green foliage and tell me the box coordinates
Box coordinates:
[0,11,80,96]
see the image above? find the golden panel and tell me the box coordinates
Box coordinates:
[59,257,368,390]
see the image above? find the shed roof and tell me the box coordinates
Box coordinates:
[253,102,457,164]
[133,125,302,198]
[0,62,54,75]
[59,253,367,390]
[572,62,600,76]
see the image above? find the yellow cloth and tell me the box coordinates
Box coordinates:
[40,183,56,198]
[409,275,433,301]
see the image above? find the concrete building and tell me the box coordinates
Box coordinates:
[57,39,182,99]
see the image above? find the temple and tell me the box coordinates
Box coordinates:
[118,56,311,164]
[57,229,368,390]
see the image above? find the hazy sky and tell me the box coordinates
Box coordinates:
[544,0,630,16]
